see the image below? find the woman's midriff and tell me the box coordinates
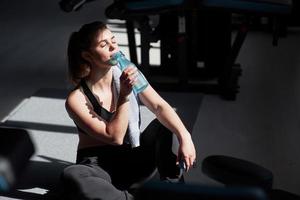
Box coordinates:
[77,131,107,150]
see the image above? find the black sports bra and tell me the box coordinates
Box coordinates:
[75,80,115,134]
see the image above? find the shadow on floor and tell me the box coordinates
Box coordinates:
[1,156,72,200]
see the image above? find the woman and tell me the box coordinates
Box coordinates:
[61,21,196,200]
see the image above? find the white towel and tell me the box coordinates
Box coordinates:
[112,66,141,147]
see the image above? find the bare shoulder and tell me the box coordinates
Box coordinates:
[65,87,87,114]
[67,87,84,101]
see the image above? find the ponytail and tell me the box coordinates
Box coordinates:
[67,21,107,85]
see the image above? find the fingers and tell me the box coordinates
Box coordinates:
[119,67,138,97]
[120,67,138,86]
[188,156,197,170]
[177,155,196,172]
[124,67,138,79]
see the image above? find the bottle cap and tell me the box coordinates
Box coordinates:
[108,58,118,66]
[108,51,123,65]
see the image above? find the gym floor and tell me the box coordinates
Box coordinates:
[0,0,299,197]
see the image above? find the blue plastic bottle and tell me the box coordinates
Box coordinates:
[110,51,149,94]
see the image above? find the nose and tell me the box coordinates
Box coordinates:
[109,43,114,51]
[109,43,118,53]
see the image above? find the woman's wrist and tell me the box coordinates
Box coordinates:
[177,130,192,143]
[117,95,129,105]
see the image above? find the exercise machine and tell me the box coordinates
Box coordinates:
[105,0,292,100]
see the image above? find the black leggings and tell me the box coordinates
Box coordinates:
[60,119,178,200]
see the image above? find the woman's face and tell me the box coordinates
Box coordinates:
[87,28,119,68]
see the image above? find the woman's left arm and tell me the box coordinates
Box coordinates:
[139,85,196,171]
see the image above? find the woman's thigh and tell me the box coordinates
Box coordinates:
[140,119,179,179]
[140,119,173,148]
[61,164,132,200]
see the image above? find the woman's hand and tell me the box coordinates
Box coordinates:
[119,66,137,98]
[177,133,196,172]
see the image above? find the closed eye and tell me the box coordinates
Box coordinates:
[99,40,108,48]
[111,36,116,44]
[98,36,116,48]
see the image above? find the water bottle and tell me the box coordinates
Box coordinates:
[109,51,149,94]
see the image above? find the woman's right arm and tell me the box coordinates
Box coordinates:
[66,90,130,145]
[65,67,137,145]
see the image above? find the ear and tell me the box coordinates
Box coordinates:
[81,51,93,63]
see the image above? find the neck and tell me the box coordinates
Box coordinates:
[86,67,113,92]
